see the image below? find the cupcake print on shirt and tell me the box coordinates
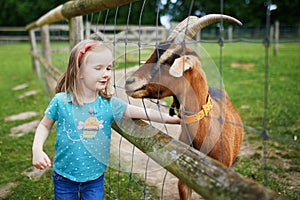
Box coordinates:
[77,108,104,139]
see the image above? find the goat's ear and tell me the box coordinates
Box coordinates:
[169,55,194,78]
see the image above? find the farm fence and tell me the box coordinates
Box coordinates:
[24,0,299,199]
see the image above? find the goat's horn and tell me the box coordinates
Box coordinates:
[168,14,242,43]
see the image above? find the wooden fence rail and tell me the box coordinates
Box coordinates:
[112,119,284,200]
[0,27,28,41]
[26,0,138,30]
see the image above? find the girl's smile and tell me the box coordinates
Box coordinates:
[97,79,108,87]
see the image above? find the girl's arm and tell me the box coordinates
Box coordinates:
[124,104,181,124]
[32,116,54,170]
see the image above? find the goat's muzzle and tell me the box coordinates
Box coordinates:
[125,76,149,98]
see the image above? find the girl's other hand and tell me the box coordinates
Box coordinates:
[32,150,51,170]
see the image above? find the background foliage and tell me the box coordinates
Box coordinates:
[0,0,65,26]
[0,0,299,26]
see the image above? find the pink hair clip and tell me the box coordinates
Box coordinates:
[77,42,101,62]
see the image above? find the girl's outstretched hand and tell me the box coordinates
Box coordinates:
[171,115,181,124]
[125,104,181,124]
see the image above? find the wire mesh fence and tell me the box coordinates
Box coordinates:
[17,0,300,199]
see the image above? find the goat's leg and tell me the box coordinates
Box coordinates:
[178,180,192,200]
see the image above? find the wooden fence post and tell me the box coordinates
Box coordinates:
[41,25,51,63]
[228,25,233,42]
[274,21,279,56]
[270,25,274,43]
[41,25,56,92]
[85,21,91,39]
[29,29,41,78]
[69,16,84,48]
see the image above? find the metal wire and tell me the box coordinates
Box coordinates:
[262,0,272,187]
[218,0,226,165]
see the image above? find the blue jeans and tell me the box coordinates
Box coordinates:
[52,171,104,200]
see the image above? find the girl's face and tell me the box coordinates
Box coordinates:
[79,48,113,94]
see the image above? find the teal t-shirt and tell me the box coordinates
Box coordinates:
[45,92,127,182]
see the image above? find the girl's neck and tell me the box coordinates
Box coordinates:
[83,91,98,103]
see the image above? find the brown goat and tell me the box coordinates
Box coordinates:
[125,14,244,200]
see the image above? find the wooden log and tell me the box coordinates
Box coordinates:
[112,118,285,200]
[26,0,138,30]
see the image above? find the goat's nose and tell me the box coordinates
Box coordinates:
[125,76,135,86]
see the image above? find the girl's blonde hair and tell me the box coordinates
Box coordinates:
[55,39,113,105]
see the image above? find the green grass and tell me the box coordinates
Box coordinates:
[0,43,50,186]
[0,41,299,199]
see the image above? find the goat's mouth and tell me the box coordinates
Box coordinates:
[126,84,174,99]
[126,85,149,98]
[125,77,150,98]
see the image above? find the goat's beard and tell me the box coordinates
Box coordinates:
[169,95,181,117]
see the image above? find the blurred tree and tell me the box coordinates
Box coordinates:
[271,1,300,25]
[0,0,299,26]
[158,0,300,26]
[0,0,68,26]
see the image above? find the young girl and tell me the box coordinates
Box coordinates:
[32,39,180,200]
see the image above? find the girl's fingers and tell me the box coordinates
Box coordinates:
[44,155,52,167]
[33,153,51,169]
